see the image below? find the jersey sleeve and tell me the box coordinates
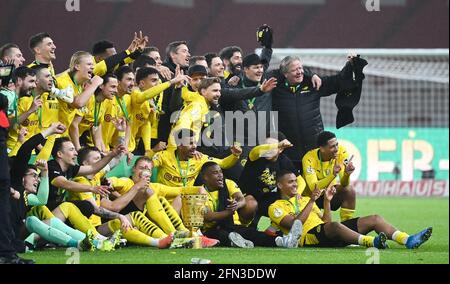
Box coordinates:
[268,201,290,226]
[302,153,336,191]
[226,180,242,197]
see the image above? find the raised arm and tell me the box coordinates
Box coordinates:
[209,145,242,170]
[220,77,277,105]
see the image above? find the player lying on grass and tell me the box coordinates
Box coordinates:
[269,170,432,249]
[200,162,302,248]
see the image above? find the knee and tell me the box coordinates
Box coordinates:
[329,222,341,230]
[343,185,356,199]
[25,216,40,231]
[244,195,258,211]
[370,214,383,224]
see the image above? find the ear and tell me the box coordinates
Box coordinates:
[276,180,282,189]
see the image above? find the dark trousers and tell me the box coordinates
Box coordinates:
[0,128,15,257]
[204,225,277,247]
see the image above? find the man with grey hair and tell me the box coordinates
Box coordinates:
[269,54,366,171]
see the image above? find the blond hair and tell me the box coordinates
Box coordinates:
[69,51,93,72]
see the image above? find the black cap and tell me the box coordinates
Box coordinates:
[188,65,208,76]
[243,53,262,68]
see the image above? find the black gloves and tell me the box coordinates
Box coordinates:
[257,24,273,49]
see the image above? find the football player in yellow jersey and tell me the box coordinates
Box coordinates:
[68,147,178,249]
[99,66,134,152]
[200,162,301,248]
[5,67,40,153]
[32,65,59,129]
[9,125,120,251]
[130,67,188,156]
[168,76,220,148]
[270,170,432,249]
[117,156,218,248]
[152,128,242,188]
[92,31,149,77]
[56,51,104,139]
[71,73,118,152]
[12,64,61,160]
[28,31,147,78]
[73,153,197,249]
[28,33,57,78]
[302,131,356,221]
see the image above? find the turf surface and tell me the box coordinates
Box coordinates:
[23,197,449,264]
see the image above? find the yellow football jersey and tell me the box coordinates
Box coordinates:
[108,177,183,201]
[40,92,60,128]
[93,50,134,77]
[129,82,170,152]
[203,179,242,230]
[269,196,324,246]
[70,172,106,227]
[6,96,40,150]
[109,176,135,195]
[101,95,132,151]
[27,61,56,79]
[302,145,350,196]
[168,96,209,148]
[55,72,85,133]
[152,149,239,187]
[77,96,108,146]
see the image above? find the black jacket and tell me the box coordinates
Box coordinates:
[270,59,365,165]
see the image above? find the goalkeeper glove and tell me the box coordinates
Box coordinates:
[257,24,274,49]
[51,85,74,104]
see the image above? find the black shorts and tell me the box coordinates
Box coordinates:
[306,218,360,247]
[315,194,342,211]
[255,192,279,217]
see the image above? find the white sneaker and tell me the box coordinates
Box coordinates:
[52,85,74,104]
[276,220,302,248]
[228,232,254,248]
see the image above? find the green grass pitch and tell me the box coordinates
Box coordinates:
[24,197,449,264]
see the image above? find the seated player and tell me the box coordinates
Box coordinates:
[269,170,432,249]
[69,147,191,249]
[115,156,219,248]
[302,131,356,221]
[200,162,302,248]
[8,124,116,251]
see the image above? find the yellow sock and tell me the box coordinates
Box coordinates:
[58,202,99,236]
[107,218,158,247]
[392,230,409,245]
[160,197,187,232]
[36,135,56,161]
[130,211,167,238]
[358,235,375,247]
[340,208,355,221]
[145,195,176,234]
